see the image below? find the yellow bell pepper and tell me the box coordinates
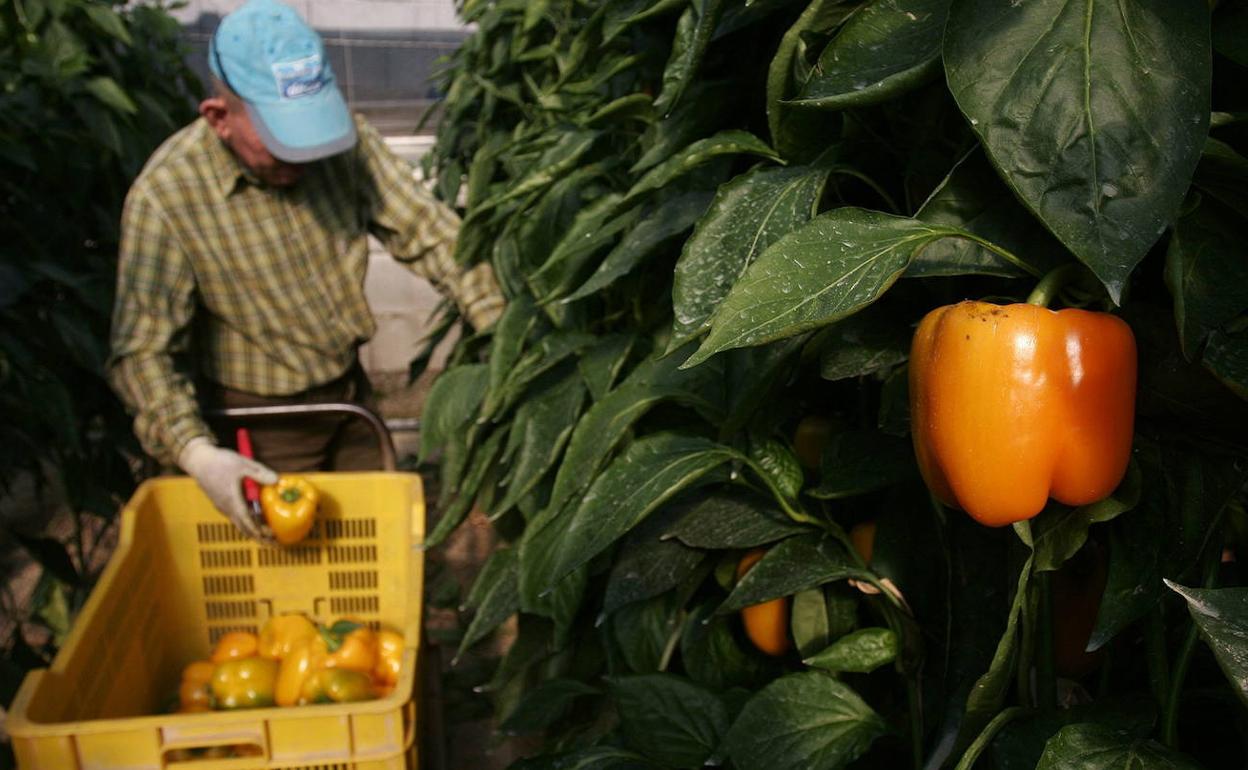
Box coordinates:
[299,668,374,704]
[258,614,319,660]
[211,658,278,710]
[374,629,404,688]
[321,621,378,675]
[261,476,319,545]
[275,635,329,707]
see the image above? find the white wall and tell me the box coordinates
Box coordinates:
[168,0,465,31]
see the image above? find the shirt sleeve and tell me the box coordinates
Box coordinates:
[107,188,214,467]
[355,117,505,330]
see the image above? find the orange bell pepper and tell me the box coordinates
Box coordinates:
[211,657,278,709]
[258,614,319,660]
[210,631,259,664]
[178,659,216,711]
[736,549,791,656]
[299,668,375,704]
[909,300,1136,527]
[261,476,319,546]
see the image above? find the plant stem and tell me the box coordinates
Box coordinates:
[1025,263,1084,307]
[953,707,1027,770]
[1161,538,1222,747]
[1146,609,1171,711]
[1035,571,1056,710]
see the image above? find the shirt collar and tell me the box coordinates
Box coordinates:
[199,118,260,198]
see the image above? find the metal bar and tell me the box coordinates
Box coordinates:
[205,403,397,471]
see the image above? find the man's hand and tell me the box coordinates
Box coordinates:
[178,437,278,541]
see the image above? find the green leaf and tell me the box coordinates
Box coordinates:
[578,334,634,401]
[809,430,916,499]
[83,4,132,45]
[545,347,723,518]
[493,365,587,515]
[664,491,807,549]
[793,0,949,110]
[944,0,1212,302]
[684,209,965,366]
[816,307,910,381]
[653,0,726,115]
[564,190,714,302]
[632,80,738,174]
[790,588,832,659]
[1035,723,1205,770]
[1193,139,1248,222]
[84,76,138,116]
[530,195,640,302]
[804,627,898,673]
[1030,461,1141,573]
[605,507,707,614]
[586,93,656,126]
[723,672,886,769]
[484,295,538,416]
[1202,329,1248,399]
[670,163,830,349]
[1167,581,1248,710]
[766,0,857,159]
[682,600,773,690]
[1165,195,1248,361]
[625,131,782,203]
[748,437,803,500]
[610,674,730,767]
[542,433,736,585]
[419,364,489,460]
[469,130,599,221]
[912,147,1066,278]
[456,547,520,661]
[499,678,600,735]
[606,595,680,676]
[511,745,658,770]
[429,426,508,547]
[718,534,865,614]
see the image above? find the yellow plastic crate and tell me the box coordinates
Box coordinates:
[8,472,426,770]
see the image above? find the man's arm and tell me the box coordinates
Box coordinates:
[107,189,213,467]
[355,117,505,330]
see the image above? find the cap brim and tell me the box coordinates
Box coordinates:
[245,86,357,163]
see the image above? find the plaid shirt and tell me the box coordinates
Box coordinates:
[108,114,502,466]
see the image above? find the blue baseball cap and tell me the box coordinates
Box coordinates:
[208,0,356,162]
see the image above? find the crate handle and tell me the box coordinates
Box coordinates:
[160,722,267,769]
[402,697,417,751]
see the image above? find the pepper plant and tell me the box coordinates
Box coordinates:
[422,0,1248,766]
[0,0,200,703]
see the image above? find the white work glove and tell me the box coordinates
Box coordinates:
[178,437,279,541]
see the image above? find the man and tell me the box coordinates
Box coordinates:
[108,0,503,540]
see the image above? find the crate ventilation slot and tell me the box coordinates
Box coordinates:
[322,518,377,539]
[328,570,379,590]
[330,595,380,616]
[206,600,258,620]
[203,574,255,595]
[259,547,322,567]
[327,544,377,564]
[196,522,247,543]
[201,549,252,569]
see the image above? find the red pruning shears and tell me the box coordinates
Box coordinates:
[235,428,265,523]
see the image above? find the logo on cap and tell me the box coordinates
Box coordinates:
[271,54,326,100]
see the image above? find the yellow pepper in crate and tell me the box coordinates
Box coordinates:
[374,629,404,689]
[261,476,319,545]
[275,636,329,707]
[258,614,319,660]
[178,660,216,712]
[211,658,278,709]
[321,621,378,674]
[300,669,375,704]
[210,631,259,663]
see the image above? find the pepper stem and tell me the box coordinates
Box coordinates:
[1025,263,1084,308]
[280,487,302,503]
